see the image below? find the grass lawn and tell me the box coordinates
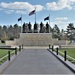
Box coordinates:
[0,42,18,65]
[59,48,75,58]
[58,48,75,64]
[0,49,16,65]
[0,50,8,58]
[0,42,5,46]
[0,50,8,65]
[0,48,19,65]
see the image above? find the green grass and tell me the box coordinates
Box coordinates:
[0,56,8,65]
[59,48,75,64]
[0,50,8,65]
[0,50,8,58]
[0,42,5,46]
[0,49,19,65]
[59,48,75,58]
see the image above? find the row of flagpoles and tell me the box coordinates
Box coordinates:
[18,10,50,22]
[18,9,50,33]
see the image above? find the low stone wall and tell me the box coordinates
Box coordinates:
[5,40,16,46]
[60,45,75,48]
[5,33,70,46]
[52,39,67,45]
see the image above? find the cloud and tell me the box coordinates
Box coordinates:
[35,5,43,11]
[16,10,26,14]
[50,17,69,30]
[46,0,75,11]
[0,2,44,14]
[50,16,75,30]
[51,21,69,30]
[70,0,75,2]
[55,17,68,21]
[5,10,14,14]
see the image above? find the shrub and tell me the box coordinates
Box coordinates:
[1,40,5,43]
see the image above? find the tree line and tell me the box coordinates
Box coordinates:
[0,22,75,43]
[0,24,21,41]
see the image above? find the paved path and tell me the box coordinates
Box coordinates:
[2,48,74,74]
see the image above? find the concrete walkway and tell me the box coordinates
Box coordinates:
[2,48,74,74]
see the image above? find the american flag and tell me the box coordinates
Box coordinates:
[29,10,35,16]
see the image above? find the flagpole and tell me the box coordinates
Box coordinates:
[35,7,36,23]
[49,14,50,32]
[21,14,22,33]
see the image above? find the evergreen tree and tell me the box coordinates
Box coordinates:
[66,23,75,42]
[52,24,60,39]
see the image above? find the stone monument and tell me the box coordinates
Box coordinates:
[39,22,44,33]
[46,22,49,33]
[22,23,29,33]
[34,22,38,33]
[22,22,26,33]
[28,22,32,33]
[16,33,53,46]
[16,22,52,46]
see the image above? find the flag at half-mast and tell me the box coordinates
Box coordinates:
[44,16,49,21]
[18,17,22,22]
[29,10,35,16]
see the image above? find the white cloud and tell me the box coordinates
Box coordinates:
[35,5,43,11]
[0,2,44,14]
[55,17,68,21]
[51,21,69,30]
[51,18,75,30]
[50,17,69,30]
[46,0,75,11]
[16,10,26,14]
[5,10,14,14]
[70,0,75,2]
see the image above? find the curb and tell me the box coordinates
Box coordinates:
[47,49,75,74]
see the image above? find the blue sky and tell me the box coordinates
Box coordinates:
[0,0,75,30]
